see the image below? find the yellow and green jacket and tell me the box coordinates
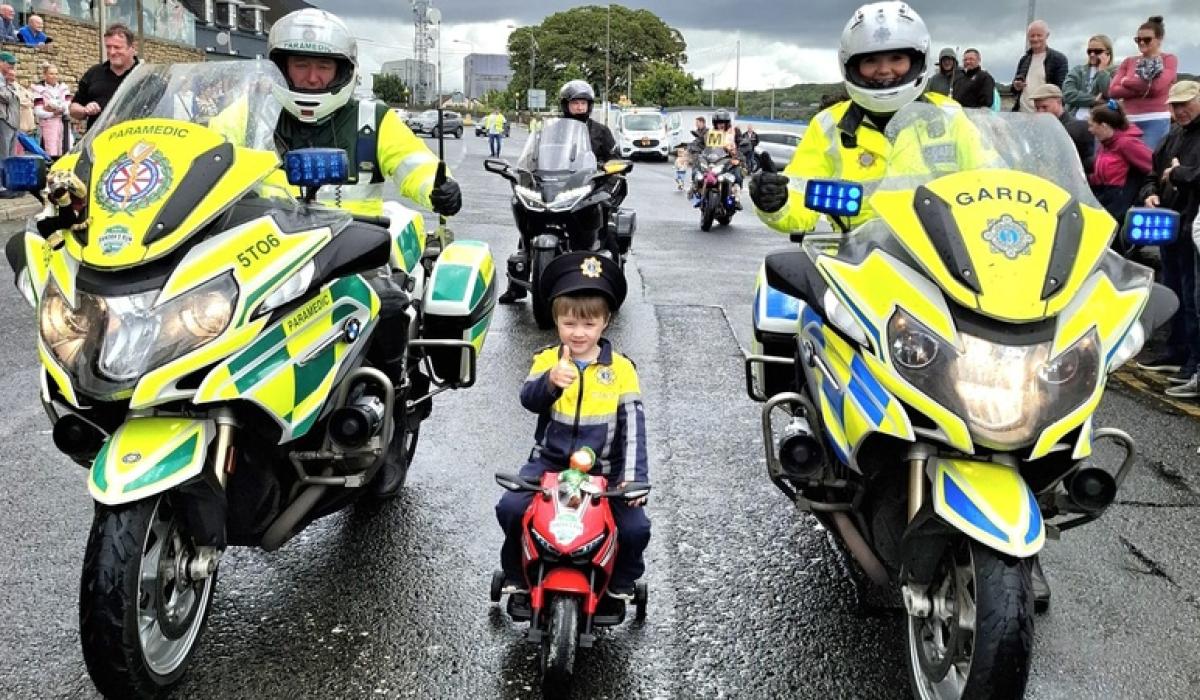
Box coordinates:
[271,100,443,217]
[757,93,995,233]
[521,339,648,484]
[483,112,507,135]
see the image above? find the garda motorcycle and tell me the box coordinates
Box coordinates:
[691,130,741,231]
[490,449,650,687]
[486,117,635,329]
[3,61,496,698]
[744,104,1178,699]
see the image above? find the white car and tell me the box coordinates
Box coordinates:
[391,108,410,122]
[752,130,802,169]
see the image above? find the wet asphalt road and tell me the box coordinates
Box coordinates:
[2,129,1200,699]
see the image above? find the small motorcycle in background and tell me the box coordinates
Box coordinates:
[692,143,740,231]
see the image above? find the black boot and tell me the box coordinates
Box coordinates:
[1029,555,1051,613]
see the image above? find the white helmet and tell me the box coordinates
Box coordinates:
[838,2,931,114]
[268,9,358,124]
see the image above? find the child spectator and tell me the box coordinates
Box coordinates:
[32,61,69,157]
[674,145,689,191]
[1087,100,1152,245]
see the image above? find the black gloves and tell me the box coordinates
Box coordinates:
[430,174,462,216]
[750,152,790,214]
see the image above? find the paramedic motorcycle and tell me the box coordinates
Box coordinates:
[745,104,1177,699]
[486,117,635,329]
[4,61,497,698]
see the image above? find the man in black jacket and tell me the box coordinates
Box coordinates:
[927,47,964,97]
[1137,81,1200,394]
[1029,84,1093,172]
[1011,20,1068,113]
[952,48,996,109]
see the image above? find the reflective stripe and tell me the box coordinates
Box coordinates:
[356,99,379,185]
[623,402,639,483]
[816,111,842,169]
[394,149,438,179]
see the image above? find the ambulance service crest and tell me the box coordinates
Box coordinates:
[982,214,1035,260]
[97,141,174,215]
[580,256,602,278]
[99,225,132,256]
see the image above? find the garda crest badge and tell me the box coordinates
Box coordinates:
[580,256,603,278]
[97,141,174,215]
[982,214,1035,260]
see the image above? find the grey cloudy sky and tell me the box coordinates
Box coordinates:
[309,1,1200,92]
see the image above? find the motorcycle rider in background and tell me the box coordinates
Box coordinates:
[746,0,1051,608]
[498,80,625,305]
[688,108,751,208]
[267,8,463,497]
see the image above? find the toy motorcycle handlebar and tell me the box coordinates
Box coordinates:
[494,471,651,501]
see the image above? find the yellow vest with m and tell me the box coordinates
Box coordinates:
[757,93,996,233]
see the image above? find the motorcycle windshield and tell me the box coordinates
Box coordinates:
[517,118,598,177]
[78,60,286,154]
[874,102,1098,207]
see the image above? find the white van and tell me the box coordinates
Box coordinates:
[617,109,670,160]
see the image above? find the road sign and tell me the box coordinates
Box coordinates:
[528,89,546,110]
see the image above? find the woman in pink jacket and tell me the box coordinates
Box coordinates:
[1088,100,1153,251]
[1108,15,1177,151]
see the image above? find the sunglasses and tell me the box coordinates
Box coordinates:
[1134,36,1155,45]
[1086,48,1107,55]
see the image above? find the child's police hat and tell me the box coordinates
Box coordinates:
[538,252,627,310]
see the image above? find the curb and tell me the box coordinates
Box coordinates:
[1113,368,1200,420]
[0,195,41,222]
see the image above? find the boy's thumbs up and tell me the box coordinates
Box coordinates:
[550,345,578,388]
[561,344,572,362]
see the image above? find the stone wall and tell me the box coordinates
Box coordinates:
[8,13,203,89]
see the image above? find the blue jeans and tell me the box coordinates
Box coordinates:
[1162,238,1199,371]
[488,133,502,156]
[1135,118,1170,152]
[495,458,651,586]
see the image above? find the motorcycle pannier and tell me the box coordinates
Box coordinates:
[421,241,497,384]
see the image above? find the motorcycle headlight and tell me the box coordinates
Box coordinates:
[40,278,104,369]
[531,528,559,555]
[887,309,1100,449]
[514,185,545,210]
[99,272,237,381]
[569,532,606,557]
[548,185,592,211]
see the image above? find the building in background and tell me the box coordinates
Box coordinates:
[179,0,313,59]
[381,58,436,101]
[463,53,511,100]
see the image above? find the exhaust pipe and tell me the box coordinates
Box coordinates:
[52,414,105,464]
[1066,467,1117,513]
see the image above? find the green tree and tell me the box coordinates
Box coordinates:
[372,73,410,106]
[632,62,702,107]
[508,5,687,108]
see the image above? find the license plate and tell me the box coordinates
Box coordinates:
[640,138,650,146]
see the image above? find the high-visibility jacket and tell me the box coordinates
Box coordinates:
[520,339,648,484]
[483,112,506,135]
[271,99,443,217]
[757,93,996,233]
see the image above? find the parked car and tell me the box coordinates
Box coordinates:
[408,109,464,138]
[475,117,511,137]
[752,130,802,170]
[391,108,410,123]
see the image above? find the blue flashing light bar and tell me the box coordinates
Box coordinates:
[805,179,863,218]
[284,148,349,189]
[1124,208,1179,246]
[1,156,46,192]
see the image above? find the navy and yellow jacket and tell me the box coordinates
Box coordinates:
[521,338,649,484]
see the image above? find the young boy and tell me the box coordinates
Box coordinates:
[495,252,651,600]
[674,145,690,190]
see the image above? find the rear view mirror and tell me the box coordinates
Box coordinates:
[484,157,515,181]
[804,179,862,218]
[1124,208,1178,246]
[1,156,46,193]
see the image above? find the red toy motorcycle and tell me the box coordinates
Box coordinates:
[491,460,650,684]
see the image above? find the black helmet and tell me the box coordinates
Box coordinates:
[559,79,595,120]
[712,108,732,129]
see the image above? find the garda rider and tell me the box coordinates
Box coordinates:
[268,8,462,219]
[267,9,462,499]
[750,1,991,233]
[498,80,623,304]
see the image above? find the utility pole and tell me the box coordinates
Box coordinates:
[627,63,632,103]
[734,39,740,113]
[529,33,538,111]
[604,4,611,126]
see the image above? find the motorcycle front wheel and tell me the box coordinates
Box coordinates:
[905,539,1032,700]
[700,190,718,231]
[539,596,579,689]
[529,249,556,330]
[80,495,217,699]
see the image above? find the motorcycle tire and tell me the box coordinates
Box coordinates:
[717,213,732,227]
[529,250,555,330]
[700,191,718,232]
[905,539,1032,700]
[454,127,463,139]
[80,496,217,699]
[540,596,579,688]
